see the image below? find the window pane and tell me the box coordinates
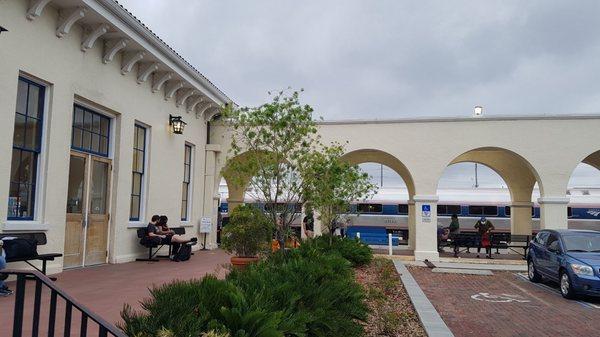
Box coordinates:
[16,80,28,115]
[91,134,100,153]
[13,113,26,148]
[66,156,86,214]
[181,200,187,220]
[100,137,108,155]
[19,151,37,185]
[185,146,191,163]
[130,196,140,220]
[469,205,483,215]
[74,107,84,129]
[100,117,109,137]
[358,203,382,213]
[82,130,91,150]
[90,161,108,214]
[84,111,93,131]
[92,114,101,134]
[484,206,497,216]
[132,172,142,195]
[25,117,40,150]
[72,128,83,149]
[136,126,145,149]
[184,164,190,182]
[27,85,40,118]
[182,183,188,202]
[10,149,21,183]
[398,204,408,215]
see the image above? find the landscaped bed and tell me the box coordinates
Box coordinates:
[120,236,426,337]
[356,258,426,337]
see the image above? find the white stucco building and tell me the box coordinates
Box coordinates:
[1,0,230,273]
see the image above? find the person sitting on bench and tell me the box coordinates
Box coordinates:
[146,215,196,259]
[0,239,13,297]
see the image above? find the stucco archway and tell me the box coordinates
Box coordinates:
[341,149,417,248]
[437,147,543,235]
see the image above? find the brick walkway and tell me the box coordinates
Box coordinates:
[409,266,600,337]
[1,249,230,336]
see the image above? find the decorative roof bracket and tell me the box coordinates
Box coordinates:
[81,23,110,52]
[121,51,146,75]
[103,38,128,64]
[137,62,159,84]
[27,0,52,21]
[56,7,87,38]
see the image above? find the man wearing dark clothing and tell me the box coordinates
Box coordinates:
[303,211,315,239]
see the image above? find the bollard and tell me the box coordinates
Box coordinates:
[388,233,393,256]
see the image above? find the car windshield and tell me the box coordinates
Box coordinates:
[563,233,600,252]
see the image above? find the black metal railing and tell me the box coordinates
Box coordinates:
[3,269,127,337]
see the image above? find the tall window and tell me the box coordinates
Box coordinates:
[130,125,146,221]
[8,78,45,220]
[181,144,192,221]
[71,105,110,157]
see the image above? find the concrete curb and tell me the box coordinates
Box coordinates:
[393,261,454,337]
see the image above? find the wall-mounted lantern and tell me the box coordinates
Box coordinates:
[169,114,186,134]
[473,105,483,117]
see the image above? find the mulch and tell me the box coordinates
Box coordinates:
[355,258,427,337]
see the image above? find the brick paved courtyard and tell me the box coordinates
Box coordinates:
[408,266,600,337]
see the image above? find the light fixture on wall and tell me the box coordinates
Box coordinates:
[169,114,187,134]
[473,105,483,117]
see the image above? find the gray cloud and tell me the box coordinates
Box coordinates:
[118,0,600,119]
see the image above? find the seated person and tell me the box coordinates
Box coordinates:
[146,215,196,259]
[437,226,449,252]
[0,239,13,297]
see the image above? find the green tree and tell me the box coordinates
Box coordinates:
[223,89,318,249]
[302,143,377,235]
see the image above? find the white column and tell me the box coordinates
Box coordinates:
[538,197,570,230]
[202,144,221,249]
[408,200,416,250]
[413,195,439,261]
[313,209,323,237]
[510,201,533,235]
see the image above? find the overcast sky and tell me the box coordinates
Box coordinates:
[118,0,600,120]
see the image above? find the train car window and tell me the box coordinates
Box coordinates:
[483,206,498,216]
[437,205,460,215]
[447,205,461,215]
[357,203,383,213]
[398,204,409,215]
[334,204,351,214]
[567,207,572,217]
[505,206,511,216]
[294,203,303,213]
[468,205,483,215]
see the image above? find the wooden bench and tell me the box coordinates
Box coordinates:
[490,233,530,259]
[443,232,530,259]
[136,227,186,262]
[1,232,62,279]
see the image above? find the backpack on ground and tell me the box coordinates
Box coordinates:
[3,238,38,259]
[172,243,192,262]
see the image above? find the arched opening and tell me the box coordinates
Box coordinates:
[565,150,600,231]
[435,147,543,257]
[341,149,416,249]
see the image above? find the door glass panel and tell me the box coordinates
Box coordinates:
[66,156,86,214]
[90,160,109,214]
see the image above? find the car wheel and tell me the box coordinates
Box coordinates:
[560,271,576,299]
[528,259,541,283]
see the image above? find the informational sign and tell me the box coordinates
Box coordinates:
[199,217,212,233]
[421,204,431,223]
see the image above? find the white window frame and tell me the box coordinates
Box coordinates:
[181,142,195,223]
[128,121,150,226]
[4,73,51,231]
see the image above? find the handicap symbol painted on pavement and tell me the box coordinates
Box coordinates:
[471,292,531,303]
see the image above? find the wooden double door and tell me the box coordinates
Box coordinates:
[64,151,112,268]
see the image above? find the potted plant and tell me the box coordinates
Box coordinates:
[221,204,273,268]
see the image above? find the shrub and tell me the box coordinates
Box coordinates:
[299,234,373,266]
[227,250,368,337]
[120,276,285,337]
[221,204,274,257]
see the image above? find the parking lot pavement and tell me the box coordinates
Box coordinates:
[408,266,600,337]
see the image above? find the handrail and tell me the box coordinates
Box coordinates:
[2,269,127,337]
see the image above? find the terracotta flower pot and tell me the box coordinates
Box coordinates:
[230,256,259,269]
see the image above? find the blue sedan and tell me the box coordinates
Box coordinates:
[528,229,600,299]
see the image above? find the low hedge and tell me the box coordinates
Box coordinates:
[298,234,373,267]
[121,236,371,337]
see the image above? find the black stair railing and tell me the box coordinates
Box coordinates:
[3,269,127,337]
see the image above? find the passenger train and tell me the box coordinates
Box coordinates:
[218,187,600,234]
